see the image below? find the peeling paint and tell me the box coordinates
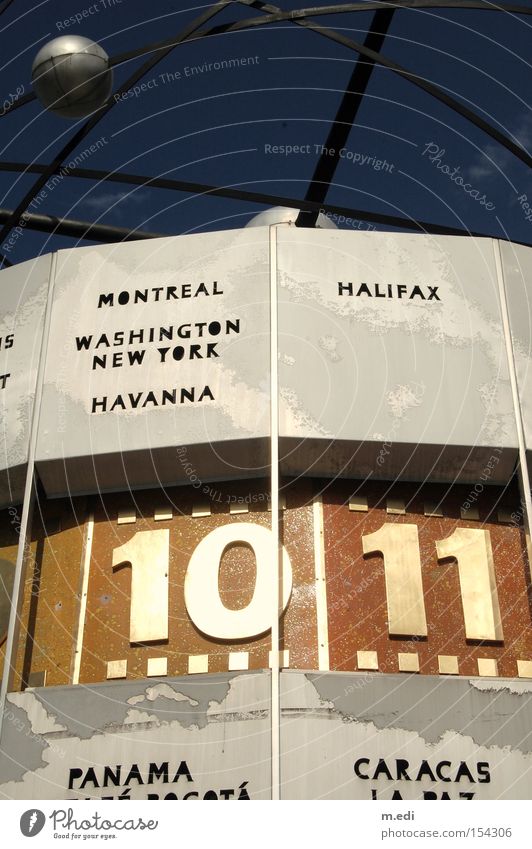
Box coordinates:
[127,683,200,708]
[306,671,532,752]
[0,701,49,784]
[469,677,532,696]
[8,691,67,736]
[32,676,235,739]
[0,673,271,799]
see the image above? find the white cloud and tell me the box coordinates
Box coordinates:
[465,112,532,183]
[79,190,148,214]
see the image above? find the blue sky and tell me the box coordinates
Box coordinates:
[1,0,532,261]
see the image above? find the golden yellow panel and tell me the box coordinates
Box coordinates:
[12,498,86,690]
[0,508,19,684]
[323,480,532,678]
[79,480,319,684]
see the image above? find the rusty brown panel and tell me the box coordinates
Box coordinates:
[322,480,532,677]
[79,479,318,683]
[0,508,19,683]
[280,481,318,670]
[11,498,86,690]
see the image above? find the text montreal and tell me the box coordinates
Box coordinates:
[97,281,223,308]
[91,385,214,413]
[338,282,440,300]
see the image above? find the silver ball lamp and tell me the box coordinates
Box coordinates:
[32,35,113,119]
[245,206,337,228]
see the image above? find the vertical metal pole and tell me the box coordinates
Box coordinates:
[0,252,57,736]
[0,472,36,704]
[269,225,280,800]
[71,514,94,685]
[493,240,532,562]
[313,494,330,671]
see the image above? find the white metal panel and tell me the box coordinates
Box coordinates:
[0,254,51,505]
[277,230,517,482]
[280,672,532,799]
[499,240,532,463]
[0,672,271,799]
[35,228,270,495]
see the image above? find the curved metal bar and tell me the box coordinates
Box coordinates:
[241,1,532,16]
[279,1,532,12]
[0,1,233,247]
[226,0,532,170]
[297,3,396,227]
[111,1,532,66]
[0,1,529,244]
[0,160,513,242]
[116,0,532,71]
[0,0,16,14]
[0,207,166,243]
[0,91,36,116]
[3,0,530,116]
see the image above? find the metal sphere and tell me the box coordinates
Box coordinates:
[32,35,113,119]
[246,206,337,229]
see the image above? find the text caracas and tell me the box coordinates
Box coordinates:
[338,281,440,300]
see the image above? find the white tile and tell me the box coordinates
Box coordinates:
[424,502,443,518]
[387,499,405,515]
[228,652,249,671]
[438,655,458,675]
[147,657,168,677]
[154,508,173,521]
[477,658,498,677]
[398,652,419,673]
[188,655,209,674]
[192,503,211,518]
[517,660,532,678]
[349,495,368,512]
[357,650,378,670]
[117,511,136,525]
[107,660,127,679]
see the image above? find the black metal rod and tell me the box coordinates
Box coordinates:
[0,160,518,242]
[0,0,16,15]
[0,207,166,243]
[297,3,396,227]
[2,1,530,180]
[3,2,531,117]
[0,1,233,248]
[111,1,532,67]
[234,0,532,171]
[0,1,529,247]
[0,91,36,116]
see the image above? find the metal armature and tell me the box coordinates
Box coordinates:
[0,0,16,15]
[0,0,531,256]
[296,2,397,227]
[232,0,532,169]
[0,0,237,248]
[0,208,165,243]
[0,161,500,240]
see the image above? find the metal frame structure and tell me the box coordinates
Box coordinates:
[1,1,531,260]
[1,1,532,804]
